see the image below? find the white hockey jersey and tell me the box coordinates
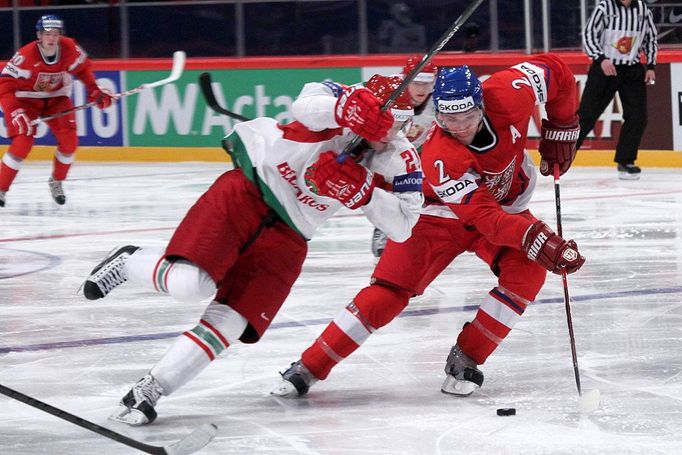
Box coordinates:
[224,81,423,241]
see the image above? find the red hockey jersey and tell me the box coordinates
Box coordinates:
[0,37,98,114]
[421,54,578,250]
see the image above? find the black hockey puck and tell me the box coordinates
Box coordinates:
[496,408,516,416]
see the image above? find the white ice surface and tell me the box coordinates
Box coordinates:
[1,162,681,454]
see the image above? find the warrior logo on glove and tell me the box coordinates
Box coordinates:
[538,116,580,176]
[522,221,585,274]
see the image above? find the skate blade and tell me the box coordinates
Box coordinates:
[109,405,151,426]
[270,380,300,398]
[441,376,478,396]
[618,172,640,181]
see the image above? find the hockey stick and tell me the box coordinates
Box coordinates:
[552,163,600,412]
[199,72,250,122]
[0,383,217,455]
[336,0,486,162]
[30,50,187,125]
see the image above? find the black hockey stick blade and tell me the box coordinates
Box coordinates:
[199,72,250,121]
[0,384,217,455]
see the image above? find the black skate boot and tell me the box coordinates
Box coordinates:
[271,360,318,398]
[617,163,641,181]
[48,176,66,205]
[441,345,484,396]
[109,374,164,425]
[0,190,5,207]
[81,245,140,300]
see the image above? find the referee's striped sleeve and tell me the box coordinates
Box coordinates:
[583,1,607,61]
[642,6,658,68]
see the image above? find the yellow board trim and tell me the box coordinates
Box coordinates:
[2,146,681,167]
[528,150,682,168]
[5,146,231,163]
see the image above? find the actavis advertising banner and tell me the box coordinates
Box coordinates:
[125,68,360,147]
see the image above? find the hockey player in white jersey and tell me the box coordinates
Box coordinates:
[80,74,423,425]
[401,55,437,149]
[372,55,436,258]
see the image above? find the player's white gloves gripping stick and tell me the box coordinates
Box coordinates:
[522,221,585,274]
[335,86,394,142]
[538,116,580,176]
[10,108,34,136]
[305,151,376,209]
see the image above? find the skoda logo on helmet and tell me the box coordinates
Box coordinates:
[437,96,476,113]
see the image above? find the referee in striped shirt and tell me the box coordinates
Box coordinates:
[577,0,657,180]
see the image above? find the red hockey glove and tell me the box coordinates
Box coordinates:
[335,86,393,142]
[88,87,114,109]
[538,117,580,176]
[304,151,376,210]
[10,108,34,136]
[522,221,585,274]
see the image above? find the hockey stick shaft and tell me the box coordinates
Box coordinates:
[553,163,583,396]
[0,383,168,454]
[1,383,217,454]
[199,72,250,121]
[336,0,486,162]
[31,51,186,125]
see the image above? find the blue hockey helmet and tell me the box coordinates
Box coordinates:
[432,65,483,114]
[36,14,64,33]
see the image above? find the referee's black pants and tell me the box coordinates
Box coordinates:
[576,62,647,165]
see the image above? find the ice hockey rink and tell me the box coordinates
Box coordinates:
[1,161,681,455]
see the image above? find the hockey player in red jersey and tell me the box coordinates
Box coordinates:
[79,74,423,425]
[273,53,586,399]
[0,14,113,207]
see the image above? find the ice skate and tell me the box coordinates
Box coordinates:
[0,190,6,207]
[109,374,164,426]
[81,245,140,300]
[617,163,641,180]
[271,360,318,398]
[441,345,484,396]
[48,176,66,205]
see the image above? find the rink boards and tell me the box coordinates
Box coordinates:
[2,51,682,158]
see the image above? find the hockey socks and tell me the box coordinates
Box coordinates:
[457,286,530,365]
[52,149,74,181]
[126,248,217,302]
[301,284,409,381]
[153,301,248,394]
[0,153,22,192]
[111,302,247,425]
